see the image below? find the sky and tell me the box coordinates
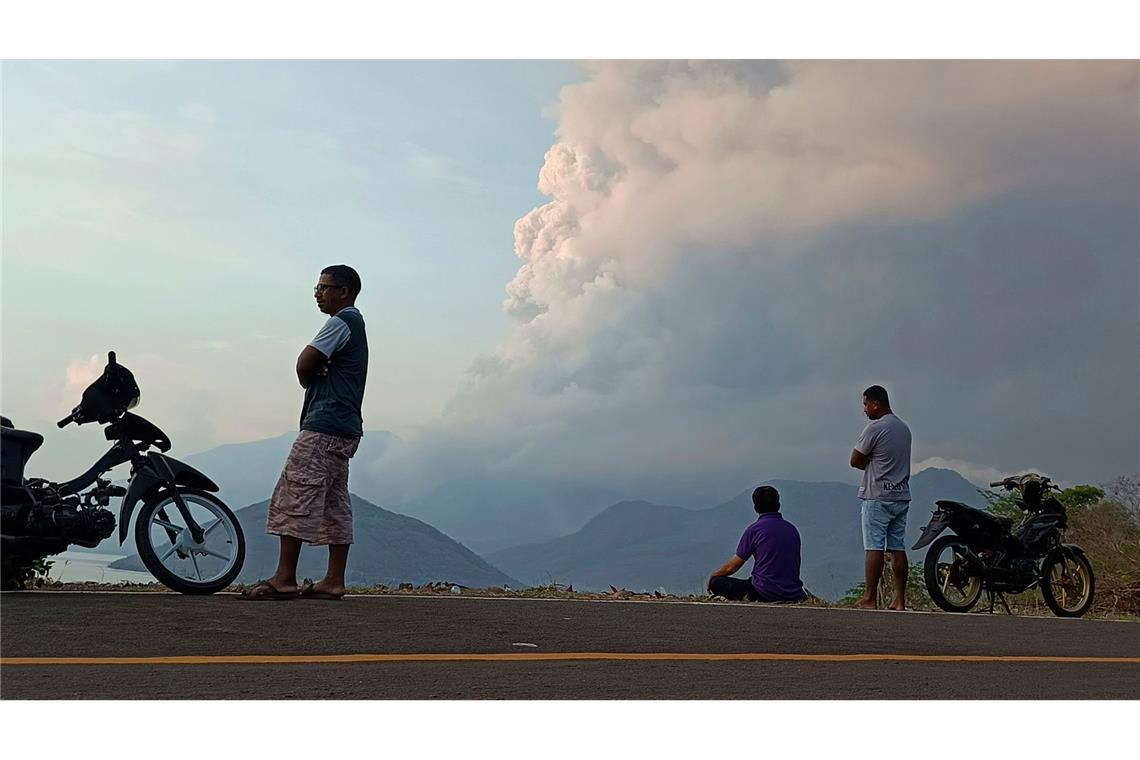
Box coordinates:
[3,60,1138,500]
[2,60,578,475]
[1,4,1137,751]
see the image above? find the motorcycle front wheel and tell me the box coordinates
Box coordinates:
[924,535,984,613]
[1040,549,1095,618]
[135,488,245,594]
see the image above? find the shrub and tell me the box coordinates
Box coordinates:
[844,476,1140,618]
[1,555,54,590]
[840,561,932,610]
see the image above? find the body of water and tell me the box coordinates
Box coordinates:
[45,551,155,584]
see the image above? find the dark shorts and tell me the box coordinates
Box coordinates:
[266,430,360,545]
[708,576,802,603]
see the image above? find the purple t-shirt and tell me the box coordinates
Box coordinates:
[735,513,806,602]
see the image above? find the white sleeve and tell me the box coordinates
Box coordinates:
[308,317,351,358]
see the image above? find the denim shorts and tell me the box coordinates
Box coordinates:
[860,499,911,551]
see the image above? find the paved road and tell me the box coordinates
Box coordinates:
[2,592,1137,699]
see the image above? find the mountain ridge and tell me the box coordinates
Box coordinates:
[110,492,521,589]
[487,467,985,601]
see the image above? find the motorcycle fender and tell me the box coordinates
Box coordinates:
[1046,544,1088,564]
[118,452,220,544]
[911,511,951,551]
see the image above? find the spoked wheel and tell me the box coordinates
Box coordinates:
[1040,549,1095,618]
[135,488,245,594]
[924,535,984,613]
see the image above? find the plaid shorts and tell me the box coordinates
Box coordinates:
[266,430,360,545]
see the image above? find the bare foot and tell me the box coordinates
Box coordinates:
[855,599,878,610]
[890,602,906,611]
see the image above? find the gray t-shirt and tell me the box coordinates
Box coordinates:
[854,413,912,501]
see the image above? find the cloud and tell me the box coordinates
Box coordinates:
[48,107,209,164]
[54,347,301,459]
[63,355,104,407]
[914,458,1019,490]
[190,339,234,352]
[3,94,229,276]
[178,102,216,124]
[401,142,487,188]
[369,60,1138,525]
[505,61,1137,322]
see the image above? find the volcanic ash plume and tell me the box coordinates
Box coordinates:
[374,60,1139,516]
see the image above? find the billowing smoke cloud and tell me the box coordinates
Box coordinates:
[367,61,1139,540]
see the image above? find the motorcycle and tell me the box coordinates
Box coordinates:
[912,473,1095,617]
[1,352,245,593]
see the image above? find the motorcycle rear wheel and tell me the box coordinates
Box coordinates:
[1040,549,1095,618]
[135,488,245,594]
[924,535,983,613]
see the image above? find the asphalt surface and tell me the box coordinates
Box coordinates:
[1,592,1137,699]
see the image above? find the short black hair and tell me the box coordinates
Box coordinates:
[321,264,361,298]
[752,485,780,514]
[863,385,890,407]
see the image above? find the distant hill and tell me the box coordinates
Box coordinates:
[487,468,985,601]
[182,430,622,554]
[110,493,521,589]
[384,475,628,554]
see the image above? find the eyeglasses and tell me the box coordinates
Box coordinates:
[313,283,348,295]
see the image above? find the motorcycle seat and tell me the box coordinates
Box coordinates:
[936,500,1013,532]
[1,424,45,484]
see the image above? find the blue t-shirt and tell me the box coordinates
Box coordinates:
[300,306,368,438]
[735,513,806,602]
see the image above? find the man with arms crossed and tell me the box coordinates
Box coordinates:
[850,384,912,610]
[243,264,368,601]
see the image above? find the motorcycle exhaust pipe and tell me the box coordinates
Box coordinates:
[68,535,106,549]
[953,545,987,574]
[2,532,101,549]
[1,533,47,546]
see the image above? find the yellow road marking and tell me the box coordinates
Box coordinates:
[2,652,1138,666]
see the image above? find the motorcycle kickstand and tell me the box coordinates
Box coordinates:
[986,590,1013,615]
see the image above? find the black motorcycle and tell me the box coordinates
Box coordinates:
[912,473,1095,617]
[1,352,245,593]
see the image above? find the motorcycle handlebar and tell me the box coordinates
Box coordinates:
[988,475,1060,491]
[57,414,74,428]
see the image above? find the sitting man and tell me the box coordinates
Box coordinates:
[707,485,806,603]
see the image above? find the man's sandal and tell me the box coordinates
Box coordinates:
[239,580,300,600]
[298,581,345,600]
